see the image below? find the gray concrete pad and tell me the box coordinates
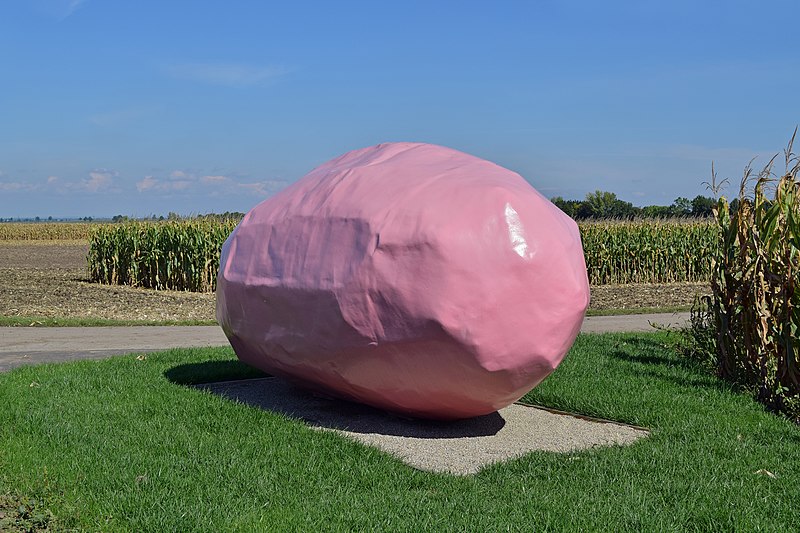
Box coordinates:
[0,312,689,372]
[196,377,649,475]
[581,312,689,333]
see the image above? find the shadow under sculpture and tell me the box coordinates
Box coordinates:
[216,142,590,420]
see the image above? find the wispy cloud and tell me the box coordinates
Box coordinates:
[135,176,158,192]
[136,175,192,193]
[65,0,86,17]
[233,180,287,197]
[201,175,288,197]
[81,169,116,192]
[1,170,119,195]
[136,170,288,198]
[165,63,288,87]
[34,0,88,20]
[1,170,39,192]
[201,175,229,184]
[0,181,37,192]
[54,170,116,193]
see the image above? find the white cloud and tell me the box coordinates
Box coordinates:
[165,63,287,87]
[136,176,158,192]
[200,175,287,197]
[0,181,36,192]
[135,171,289,198]
[236,182,272,196]
[201,175,230,184]
[0,172,50,192]
[136,174,196,193]
[83,170,115,192]
[0,170,121,195]
[235,180,288,197]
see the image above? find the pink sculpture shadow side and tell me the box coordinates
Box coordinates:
[216,142,590,419]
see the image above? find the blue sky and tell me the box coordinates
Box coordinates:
[1,0,798,218]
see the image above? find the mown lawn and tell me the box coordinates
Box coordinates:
[1,333,798,531]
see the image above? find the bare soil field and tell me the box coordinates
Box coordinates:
[0,242,709,322]
[0,242,214,322]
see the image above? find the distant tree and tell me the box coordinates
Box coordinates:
[198,211,246,221]
[547,190,715,220]
[582,190,638,219]
[47,216,52,221]
[640,204,674,218]
[167,212,181,220]
[584,190,618,218]
[671,197,692,216]
[614,200,639,219]
[550,196,582,218]
[690,195,715,217]
[35,216,40,222]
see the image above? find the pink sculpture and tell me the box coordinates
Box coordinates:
[216,142,589,419]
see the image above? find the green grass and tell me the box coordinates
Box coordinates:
[0,315,217,327]
[1,333,798,530]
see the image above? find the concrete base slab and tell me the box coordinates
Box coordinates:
[196,377,649,475]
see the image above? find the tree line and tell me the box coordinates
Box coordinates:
[7,196,719,224]
[550,191,716,219]
[110,211,245,223]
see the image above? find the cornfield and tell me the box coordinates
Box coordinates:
[87,219,238,292]
[83,215,716,293]
[579,219,716,285]
[0,222,100,240]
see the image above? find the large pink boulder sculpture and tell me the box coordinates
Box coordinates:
[216,142,589,419]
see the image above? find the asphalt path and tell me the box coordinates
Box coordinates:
[0,312,690,373]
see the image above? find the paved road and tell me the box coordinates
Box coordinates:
[0,312,690,372]
[580,312,690,333]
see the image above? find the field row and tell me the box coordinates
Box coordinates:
[0,222,100,241]
[580,220,714,284]
[87,220,238,292]
[2,219,716,289]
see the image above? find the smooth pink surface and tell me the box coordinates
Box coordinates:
[216,142,590,419]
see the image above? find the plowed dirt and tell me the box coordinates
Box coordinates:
[0,242,709,322]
